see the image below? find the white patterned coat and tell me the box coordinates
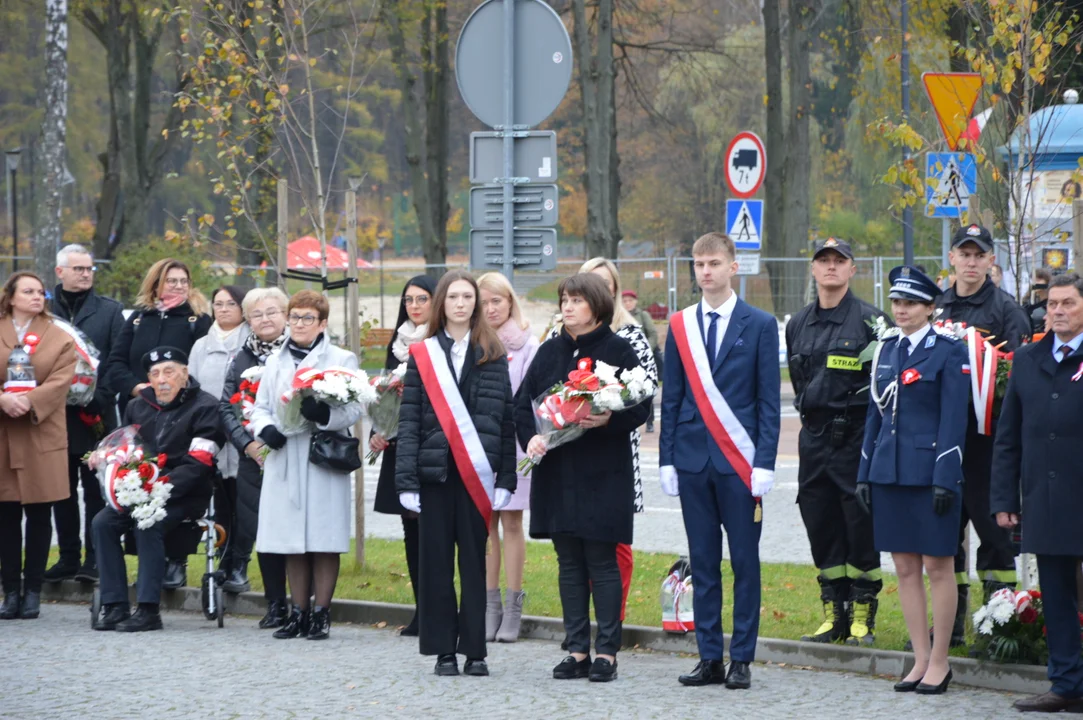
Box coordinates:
[249,336,363,554]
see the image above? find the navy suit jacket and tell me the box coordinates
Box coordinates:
[660,298,781,475]
[856,328,969,492]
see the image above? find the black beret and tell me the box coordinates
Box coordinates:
[142,346,189,372]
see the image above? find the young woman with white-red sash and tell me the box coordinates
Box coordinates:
[394,270,517,678]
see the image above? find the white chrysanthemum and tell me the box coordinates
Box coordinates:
[594,385,627,412]
[978,617,995,635]
[240,366,264,382]
[594,361,620,386]
[392,362,408,380]
[990,598,1015,624]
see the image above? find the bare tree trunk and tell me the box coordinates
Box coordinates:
[780,0,814,315]
[36,0,69,279]
[573,0,618,259]
[763,0,787,310]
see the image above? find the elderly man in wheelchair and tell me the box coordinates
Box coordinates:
[91,347,224,632]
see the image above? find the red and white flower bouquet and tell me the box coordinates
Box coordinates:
[229,365,263,427]
[279,366,377,431]
[517,357,656,473]
[971,588,1052,665]
[365,362,408,465]
[87,425,172,530]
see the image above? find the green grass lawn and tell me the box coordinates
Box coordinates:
[65,537,978,653]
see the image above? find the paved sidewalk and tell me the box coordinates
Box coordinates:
[1,603,1019,719]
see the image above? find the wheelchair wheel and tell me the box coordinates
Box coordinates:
[201,576,216,621]
[89,587,102,629]
[215,586,225,628]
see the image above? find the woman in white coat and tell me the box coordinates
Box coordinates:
[248,290,363,640]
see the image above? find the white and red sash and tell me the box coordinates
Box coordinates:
[669,306,756,489]
[966,327,996,436]
[411,337,495,526]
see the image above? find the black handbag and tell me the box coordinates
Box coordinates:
[309,429,362,474]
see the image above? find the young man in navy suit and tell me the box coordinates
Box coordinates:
[659,231,781,689]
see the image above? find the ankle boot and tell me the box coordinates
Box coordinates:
[18,591,41,619]
[801,577,847,643]
[495,589,525,643]
[485,588,503,641]
[273,605,311,639]
[223,560,251,594]
[0,591,20,620]
[259,599,289,629]
[307,606,331,640]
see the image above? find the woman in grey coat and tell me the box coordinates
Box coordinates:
[187,285,250,590]
[248,291,363,641]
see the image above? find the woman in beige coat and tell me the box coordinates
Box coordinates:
[0,272,76,620]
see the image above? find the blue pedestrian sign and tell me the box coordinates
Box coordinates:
[725,199,763,250]
[925,152,976,218]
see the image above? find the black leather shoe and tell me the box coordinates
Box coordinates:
[400,613,419,637]
[93,603,131,631]
[115,607,163,632]
[0,592,21,619]
[18,591,40,619]
[725,661,752,690]
[307,606,331,640]
[1013,692,1083,713]
[915,669,952,695]
[162,561,187,590]
[74,561,98,583]
[553,655,591,680]
[435,654,459,676]
[273,606,311,639]
[222,563,251,594]
[43,560,79,583]
[259,600,289,629]
[589,657,618,683]
[464,659,489,676]
[679,660,727,686]
[894,677,922,692]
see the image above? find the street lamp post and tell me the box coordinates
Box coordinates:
[5,148,22,271]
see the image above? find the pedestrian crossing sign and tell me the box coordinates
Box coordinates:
[725,199,763,250]
[925,152,976,218]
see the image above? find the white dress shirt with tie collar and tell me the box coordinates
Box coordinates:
[699,290,739,358]
[446,329,471,380]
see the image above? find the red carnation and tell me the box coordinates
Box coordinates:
[157,453,168,468]
[159,475,171,485]
[143,481,155,493]
[137,463,155,480]
[239,379,251,392]
[1029,590,1042,600]
[230,392,243,405]
[1020,607,1038,624]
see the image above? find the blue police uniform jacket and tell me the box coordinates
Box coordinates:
[857,326,970,493]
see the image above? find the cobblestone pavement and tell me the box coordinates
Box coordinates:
[1,603,1019,719]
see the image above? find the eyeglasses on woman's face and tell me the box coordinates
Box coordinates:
[248,308,283,322]
[404,295,430,307]
[164,277,191,288]
[288,313,320,327]
[213,300,239,310]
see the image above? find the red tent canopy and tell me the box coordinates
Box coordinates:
[286,236,373,270]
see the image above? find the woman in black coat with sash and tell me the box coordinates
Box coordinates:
[516,273,650,683]
[369,274,436,637]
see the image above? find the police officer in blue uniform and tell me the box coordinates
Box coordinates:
[856,266,970,695]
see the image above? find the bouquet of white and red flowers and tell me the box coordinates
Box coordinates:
[229,366,263,427]
[365,362,408,465]
[279,366,377,431]
[518,357,655,473]
[87,425,172,530]
[971,587,1052,666]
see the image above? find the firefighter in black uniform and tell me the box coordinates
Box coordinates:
[937,224,1031,646]
[786,238,887,645]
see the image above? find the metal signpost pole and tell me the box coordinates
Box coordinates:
[277,179,289,290]
[346,180,365,567]
[941,218,950,275]
[500,0,515,282]
[901,0,914,265]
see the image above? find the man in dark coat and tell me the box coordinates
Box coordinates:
[91,347,224,632]
[43,244,126,584]
[992,273,1083,713]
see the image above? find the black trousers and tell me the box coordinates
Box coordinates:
[954,431,1017,586]
[403,514,420,604]
[418,475,487,659]
[235,457,287,600]
[0,502,53,594]
[551,534,623,656]
[52,456,105,565]
[1036,555,1083,698]
[797,425,880,581]
[93,505,186,605]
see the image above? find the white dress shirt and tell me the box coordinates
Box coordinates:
[446,329,471,380]
[900,324,932,356]
[699,290,738,358]
[1052,331,1083,361]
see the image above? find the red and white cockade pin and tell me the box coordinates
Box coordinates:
[23,333,41,355]
[901,368,922,385]
[1072,361,1083,383]
[577,358,592,371]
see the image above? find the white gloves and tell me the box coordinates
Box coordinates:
[751,468,774,498]
[660,465,680,497]
[493,488,512,511]
[398,492,421,514]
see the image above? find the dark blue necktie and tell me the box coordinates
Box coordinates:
[706,311,719,368]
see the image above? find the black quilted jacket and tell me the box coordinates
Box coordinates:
[394,333,517,493]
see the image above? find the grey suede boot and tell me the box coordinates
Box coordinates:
[485,588,503,642]
[495,590,525,643]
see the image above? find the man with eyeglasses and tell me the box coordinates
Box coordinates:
[44,244,126,584]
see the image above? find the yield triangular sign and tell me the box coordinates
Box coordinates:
[922,72,982,151]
